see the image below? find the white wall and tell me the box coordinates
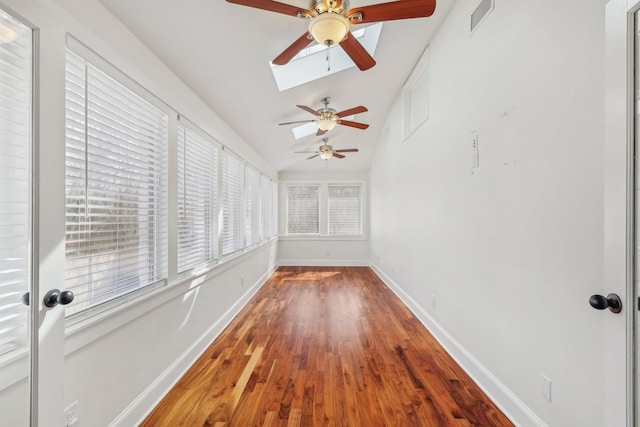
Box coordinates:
[0,0,279,425]
[278,170,370,266]
[369,1,605,426]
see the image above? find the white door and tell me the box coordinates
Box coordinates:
[0,0,69,425]
[0,6,36,426]
[604,1,640,426]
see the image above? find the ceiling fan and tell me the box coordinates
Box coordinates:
[296,138,359,160]
[279,97,369,136]
[225,0,437,71]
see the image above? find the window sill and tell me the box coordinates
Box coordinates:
[279,235,367,241]
[64,237,278,356]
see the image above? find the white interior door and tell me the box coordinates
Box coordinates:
[0,6,36,426]
[0,1,69,425]
[604,1,639,426]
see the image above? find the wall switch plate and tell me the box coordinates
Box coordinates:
[471,134,479,168]
[541,375,551,402]
[65,401,79,426]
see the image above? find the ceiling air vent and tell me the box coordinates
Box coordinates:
[470,0,494,33]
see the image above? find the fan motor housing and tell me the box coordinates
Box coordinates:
[311,0,349,16]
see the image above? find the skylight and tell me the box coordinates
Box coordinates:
[270,23,383,92]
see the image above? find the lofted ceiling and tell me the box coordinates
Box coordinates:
[97,0,454,173]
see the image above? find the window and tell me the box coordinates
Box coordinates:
[245,165,259,248]
[271,181,278,238]
[270,23,383,92]
[177,119,218,273]
[286,184,320,235]
[259,174,271,241]
[221,150,243,256]
[0,10,31,356]
[328,184,363,235]
[64,48,168,316]
[284,182,364,238]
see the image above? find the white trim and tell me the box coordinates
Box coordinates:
[370,262,547,427]
[278,259,370,267]
[402,46,429,142]
[278,236,366,241]
[111,263,277,427]
[65,240,277,355]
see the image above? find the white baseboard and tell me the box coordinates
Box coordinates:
[109,265,277,427]
[278,259,370,267]
[369,263,547,427]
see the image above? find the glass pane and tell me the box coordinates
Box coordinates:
[64,51,169,316]
[286,185,319,235]
[0,8,32,426]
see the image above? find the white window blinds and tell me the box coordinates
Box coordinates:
[64,50,168,316]
[177,120,218,273]
[0,12,31,357]
[271,181,278,237]
[286,185,320,235]
[328,185,363,235]
[222,150,243,256]
[245,165,259,248]
[259,174,271,241]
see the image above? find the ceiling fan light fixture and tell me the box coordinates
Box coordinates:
[308,13,349,46]
[320,151,333,160]
[317,117,337,131]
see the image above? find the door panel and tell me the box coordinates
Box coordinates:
[0,7,34,426]
[605,1,640,426]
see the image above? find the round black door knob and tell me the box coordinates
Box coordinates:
[43,289,75,308]
[589,293,622,313]
[58,290,75,305]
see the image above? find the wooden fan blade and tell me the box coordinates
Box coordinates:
[316,128,327,136]
[347,0,436,24]
[226,0,312,18]
[279,120,315,125]
[295,150,320,153]
[334,148,359,153]
[338,119,369,130]
[335,106,368,117]
[333,153,346,159]
[340,33,376,71]
[273,32,314,65]
[297,104,321,116]
[307,154,320,160]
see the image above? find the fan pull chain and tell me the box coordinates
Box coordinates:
[325,41,332,71]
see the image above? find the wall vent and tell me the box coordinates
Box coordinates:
[470,0,494,33]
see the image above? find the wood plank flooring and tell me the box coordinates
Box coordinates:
[142,267,513,427]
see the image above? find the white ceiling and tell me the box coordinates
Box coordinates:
[97,0,454,173]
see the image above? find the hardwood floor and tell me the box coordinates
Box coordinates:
[142,267,513,427]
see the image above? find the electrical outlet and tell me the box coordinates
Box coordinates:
[541,375,551,402]
[65,401,79,426]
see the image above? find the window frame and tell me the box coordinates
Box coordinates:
[327,184,364,236]
[64,42,170,319]
[63,37,279,329]
[285,183,321,236]
[221,148,245,259]
[176,116,220,274]
[283,181,366,240]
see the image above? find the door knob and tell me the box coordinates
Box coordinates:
[589,293,622,313]
[43,289,75,308]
